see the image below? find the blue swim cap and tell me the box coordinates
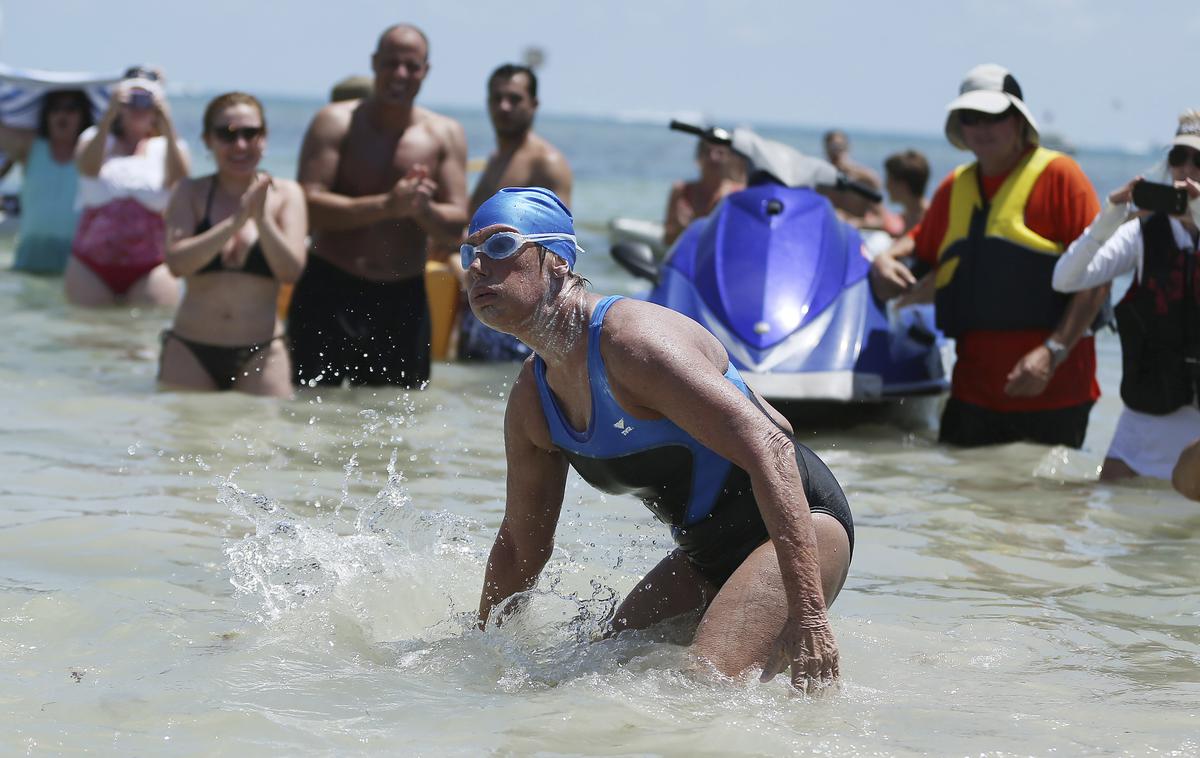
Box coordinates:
[468,186,581,269]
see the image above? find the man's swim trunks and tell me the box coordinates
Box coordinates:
[288,255,431,388]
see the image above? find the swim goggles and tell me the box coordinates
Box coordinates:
[459,231,579,269]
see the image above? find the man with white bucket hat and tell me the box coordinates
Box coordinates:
[871,63,1108,448]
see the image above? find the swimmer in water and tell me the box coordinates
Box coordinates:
[470,187,854,690]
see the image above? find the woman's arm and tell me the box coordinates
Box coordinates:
[76,106,118,177]
[163,178,242,277]
[253,178,307,284]
[603,303,835,684]
[1053,205,1140,293]
[0,124,34,163]
[478,365,570,627]
[155,96,189,187]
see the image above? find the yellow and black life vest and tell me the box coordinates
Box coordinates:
[1115,213,1200,415]
[933,147,1069,337]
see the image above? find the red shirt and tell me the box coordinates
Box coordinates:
[909,153,1102,412]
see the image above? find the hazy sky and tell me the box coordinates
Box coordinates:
[3,0,1196,149]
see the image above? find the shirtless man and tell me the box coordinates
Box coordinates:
[458,63,573,361]
[290,24,468,387]
[820,129,899,234]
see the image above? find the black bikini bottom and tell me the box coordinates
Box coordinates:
[161,330,284,391]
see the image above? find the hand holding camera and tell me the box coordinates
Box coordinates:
[1130,180,1190,216]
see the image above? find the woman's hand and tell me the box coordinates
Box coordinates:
[1182,178,1200,229]
[1178,177,1200,201]
[98,84,128,127]
[240,173,272,222]
[1107,176,1141,206]
[760,614,839,692]
[219,176,271,266]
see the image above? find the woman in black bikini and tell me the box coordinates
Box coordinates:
[161,92,307,396]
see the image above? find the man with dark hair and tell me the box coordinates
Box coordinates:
[488,63,538,99]
[884,149,930,232]
[471,64,570,210]
[291,23,468,387]
[820,129,897,233]
[457,62,573,361]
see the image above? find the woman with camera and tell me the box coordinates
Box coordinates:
[159,92,306,396]
[1053,110,1200,482]
[66,66,189,307]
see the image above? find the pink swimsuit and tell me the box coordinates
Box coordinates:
[72,198,165,294]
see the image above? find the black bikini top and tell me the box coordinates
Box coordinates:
[195,177,274,278]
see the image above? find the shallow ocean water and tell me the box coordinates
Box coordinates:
[1,98,1198,756]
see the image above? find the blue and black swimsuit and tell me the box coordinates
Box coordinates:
[532,295,854,586]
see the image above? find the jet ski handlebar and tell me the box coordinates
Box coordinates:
[669,120,732,146]
[668,120,882,203]
[835,176,883,204]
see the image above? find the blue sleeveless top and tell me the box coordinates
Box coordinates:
[532,295,755,527]
[13,138,80,274]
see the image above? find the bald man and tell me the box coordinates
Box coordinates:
[291,23,468,388]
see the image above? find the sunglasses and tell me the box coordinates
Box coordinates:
[210,125,265,144]
[460,231,579,269]
[957,109,1014,127]
[1167,145,1200,170]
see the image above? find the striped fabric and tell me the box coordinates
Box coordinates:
[0,63,118,129]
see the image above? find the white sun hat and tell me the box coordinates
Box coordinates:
[1171,111,1200,152]
[944,63,1039,151]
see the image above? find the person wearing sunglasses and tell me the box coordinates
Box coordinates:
[67,66,189,307]
[869,63,1107,448]
[470,186,854,692]
[159,92,306,396]
[1052,110,1200,482]
[290,23,468,389]
[0,89,94,274]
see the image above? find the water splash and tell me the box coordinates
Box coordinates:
[221,446,701,693]
[222,450,477,626]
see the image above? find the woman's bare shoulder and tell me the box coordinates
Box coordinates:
[603,297,726,369]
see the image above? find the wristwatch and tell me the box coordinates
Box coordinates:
[1044,338,1068,369]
